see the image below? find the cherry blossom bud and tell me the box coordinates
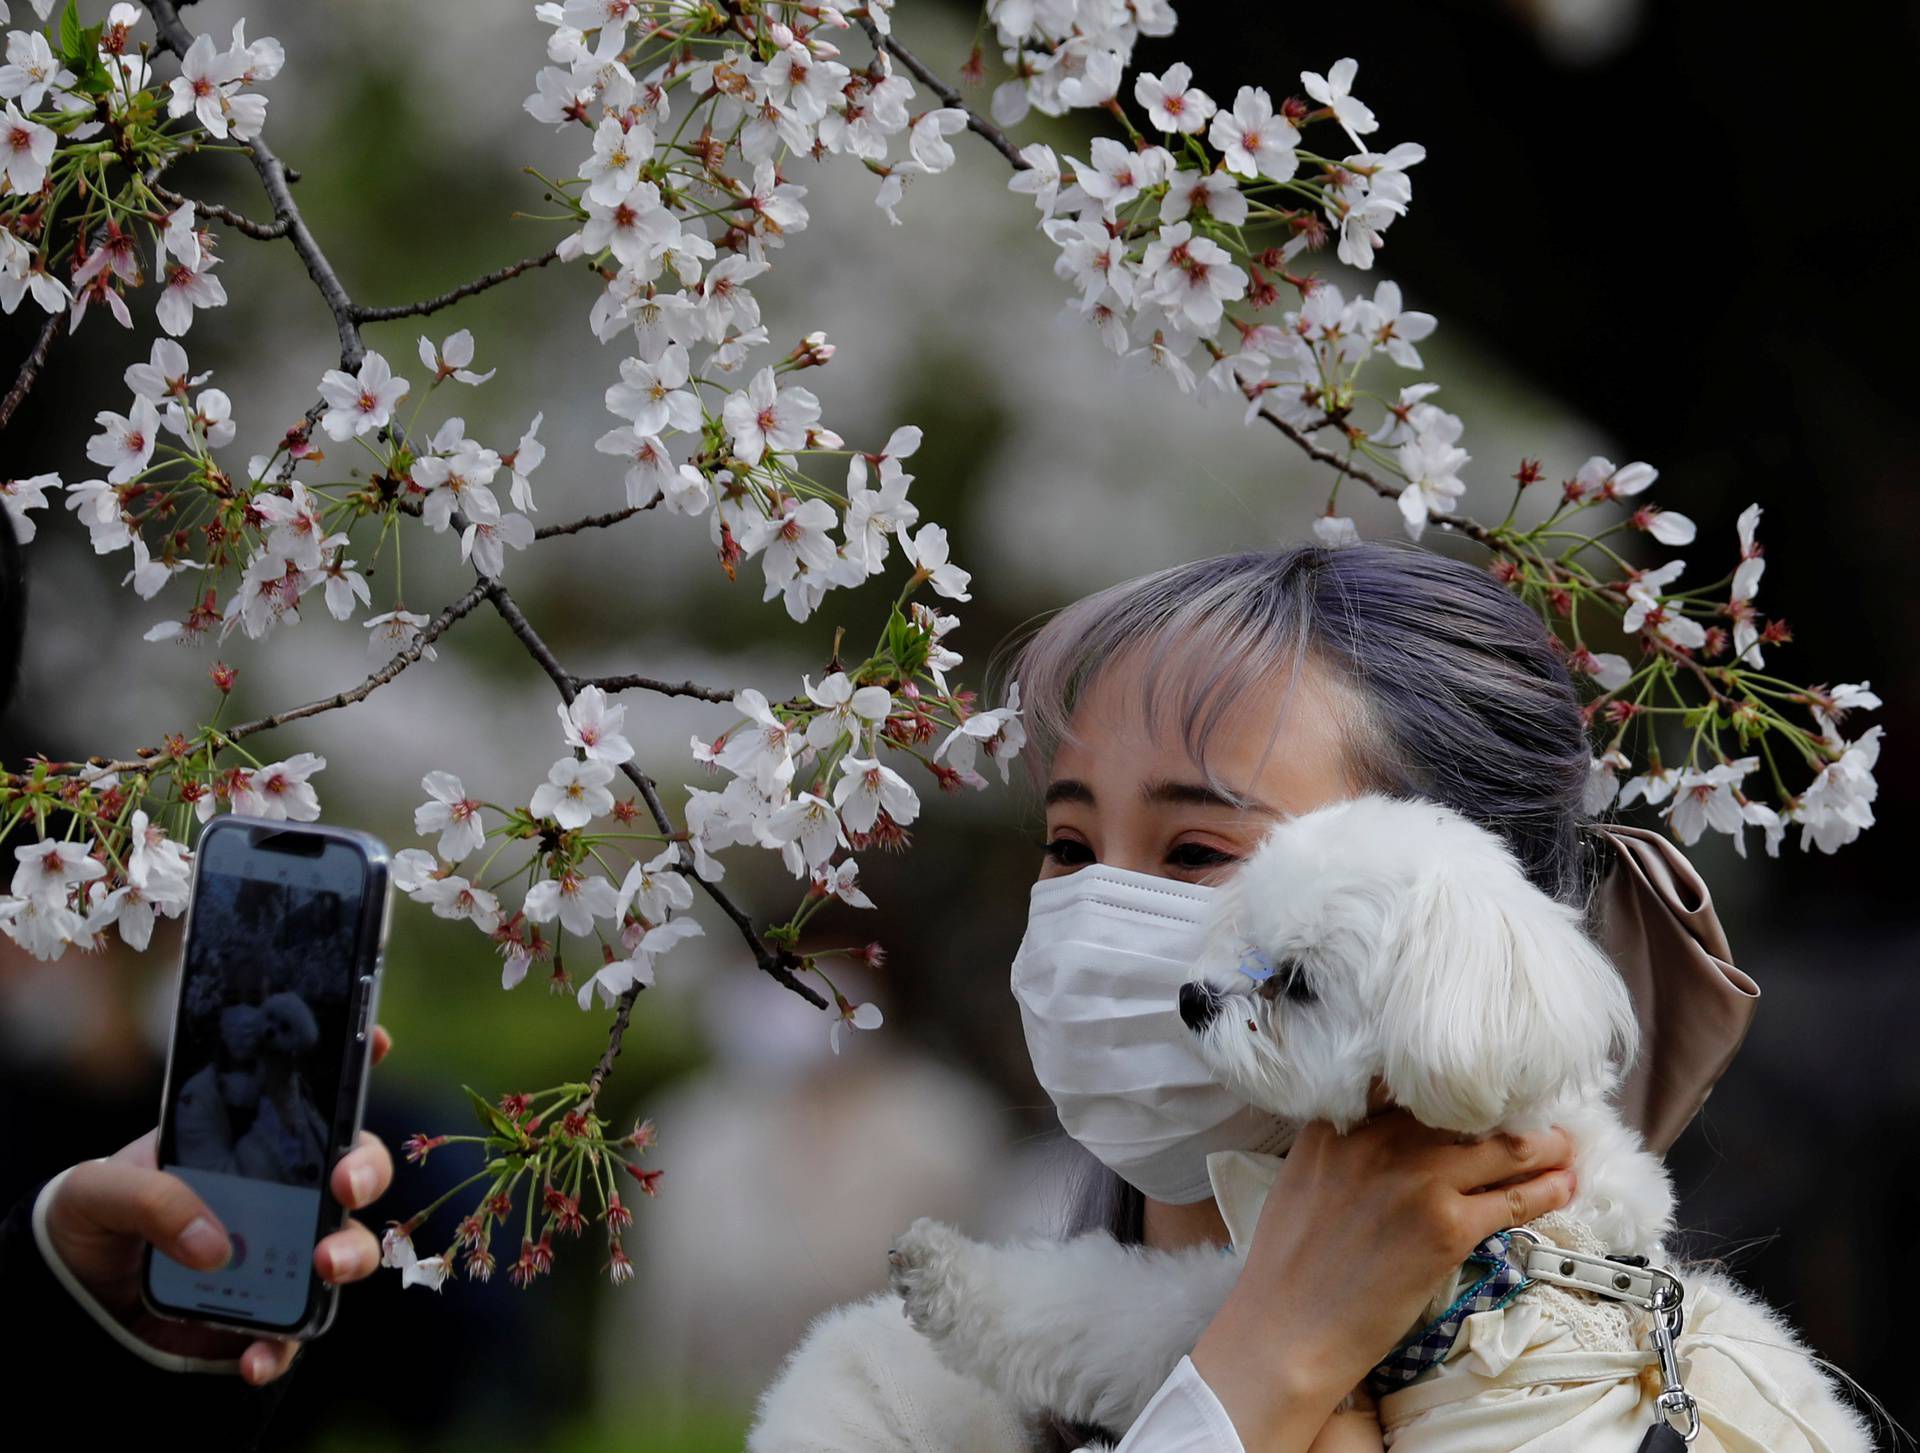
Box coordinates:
[510,1238,542,1288]
[465,1244,496,1282]
[621,1160,664,1197]
[605,1240,635,1285]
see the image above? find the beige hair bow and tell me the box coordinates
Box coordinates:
[1595,824,1760,1155]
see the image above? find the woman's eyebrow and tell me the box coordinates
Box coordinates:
[1043,778,1095,807]
[1043,776,1275,813]
[1141,777,1275,813]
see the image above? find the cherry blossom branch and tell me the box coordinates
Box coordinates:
[3,152,179,434]
[531,500,657,540]
[478,578,827,1008]
[0,309,60,435]
[349,245,566,323]
[862,22,1519,567]
[1250,404,1498,550]
[149,182,290,240]
[570,673,737,703]
[148,2,362,367]
[137,0,827,1017]
[87,581,491,777]
[855,17,1030,171]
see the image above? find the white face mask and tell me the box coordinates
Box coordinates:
[1010,862,1292,1204]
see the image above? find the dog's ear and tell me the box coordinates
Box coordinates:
[1376,866,1638,1134]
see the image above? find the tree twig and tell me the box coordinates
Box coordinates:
[532,499,658,540]
[856,17,1030,171]
[88,580,490,775]
[150,182,290,240]
[0,309,60,435]
[351,246,565,323]
[572,673,737,704]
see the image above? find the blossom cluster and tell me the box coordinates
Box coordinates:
[973,0,1879,861]
[2,2,274,331]
[524,0,981,623]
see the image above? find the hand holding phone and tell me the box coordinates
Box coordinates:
[140,816,394,1349]
[44,1025,396,1384]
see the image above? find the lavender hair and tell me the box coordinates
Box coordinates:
[985,540,1605,1450]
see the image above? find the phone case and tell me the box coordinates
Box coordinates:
[139,814,393,1342]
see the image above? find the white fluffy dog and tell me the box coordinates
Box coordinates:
[886,794,1872,1449]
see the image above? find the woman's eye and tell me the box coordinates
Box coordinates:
[1169,843,1237,868]
[1040,837,1093,865]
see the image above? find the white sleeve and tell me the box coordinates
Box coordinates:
[1076,1355,1247,1453]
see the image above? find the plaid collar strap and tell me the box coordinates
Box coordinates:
[1366,1229,1532,1396]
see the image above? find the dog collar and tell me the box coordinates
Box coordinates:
[1366,1229,1531,1396]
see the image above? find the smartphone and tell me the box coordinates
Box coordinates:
[142,814,391,1341]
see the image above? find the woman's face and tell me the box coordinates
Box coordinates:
[1038,650,1356,887]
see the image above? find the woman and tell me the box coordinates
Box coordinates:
[744,542,1827,1452]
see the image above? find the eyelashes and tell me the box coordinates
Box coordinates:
[1036,837,1239,869]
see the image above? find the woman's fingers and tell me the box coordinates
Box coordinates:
[1443,1125,1575,1193]
[369,1022,393,1067]
[315,1215,381,1284]
[239,1337,302,1385]
[330,1128,393,1213]
[55,1159,231,1272]
[1461,1164,1578,1244]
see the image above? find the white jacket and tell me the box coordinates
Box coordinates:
[746,1286,1242,1453]
[746,1152,1876,1453]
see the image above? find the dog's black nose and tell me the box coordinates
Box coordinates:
[1178,981,1220,1031]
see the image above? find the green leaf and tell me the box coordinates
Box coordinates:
[58,0,83,60]
[462,1084,521,1141]
[885,604,930,676]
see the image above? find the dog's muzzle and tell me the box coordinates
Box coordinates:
[1178,980,1221,1031]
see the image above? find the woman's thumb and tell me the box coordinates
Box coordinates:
[59,1160,233,1270]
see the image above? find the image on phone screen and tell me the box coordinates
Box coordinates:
[148,825,372,1330]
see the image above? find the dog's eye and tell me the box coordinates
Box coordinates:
[1255,958,1315,1005]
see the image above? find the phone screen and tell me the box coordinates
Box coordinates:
[148,823,375,1332]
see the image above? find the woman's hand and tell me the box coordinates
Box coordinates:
[1190,1106,1577,1452]
[43,1024,398,1386]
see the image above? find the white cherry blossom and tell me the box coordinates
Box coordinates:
[833,754,920,834]
[523,868,618,935]
[1300,57,1377,152]
[319,351,409,441]
[1134,63,1214,134]
[560,685,634,765]
[804,672,891,751]
[530,757,615,830]
[416,771,486,860]
[1208,85,1299,180]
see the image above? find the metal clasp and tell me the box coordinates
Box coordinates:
[1648,1272,1701,1443]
